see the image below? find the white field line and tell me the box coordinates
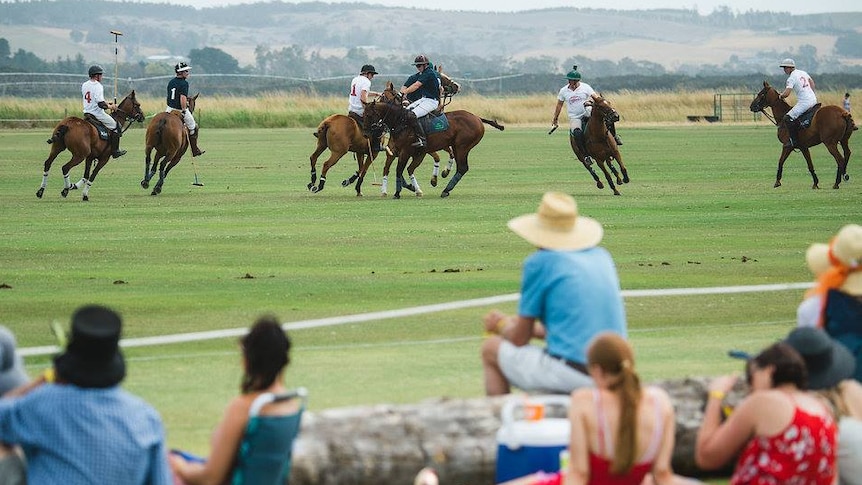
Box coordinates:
[18,282,812,357]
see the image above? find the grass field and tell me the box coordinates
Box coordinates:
[1,123,858,456]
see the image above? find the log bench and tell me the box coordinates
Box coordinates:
[290,376,744,484]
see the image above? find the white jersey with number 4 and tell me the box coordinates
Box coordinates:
[81,79,116,129]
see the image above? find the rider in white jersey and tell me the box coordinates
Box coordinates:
[82,65,125,158]
[348,64,383,152]
[778,58,817,148]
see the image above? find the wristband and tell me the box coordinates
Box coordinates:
[708,390,725,401]
[43,368,55,383]
[496,317,509,332]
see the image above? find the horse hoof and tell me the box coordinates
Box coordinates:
[141,180,149,189]
[441,191,450,198]
[833,184,840,189]
[82,195,89,202]
[61,188,69,198]
[307,182,314,191]
[415,190,423,197]
[36,187,44,198]
[430,176,438,187]
[310,186,320,193]
[774,181,782,188]
[613,191,621,196]
[380,192,388,197]
[442,169,450,178]
[623,175,630,184]
[341,179,350,187]
[844,174,850,182]
[812,184,820,190]
[596,182,604,189]
[393,193,401,200]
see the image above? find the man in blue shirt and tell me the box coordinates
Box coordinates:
[481,192,627,395]
[400,54,441,147]
[0,305,173,485]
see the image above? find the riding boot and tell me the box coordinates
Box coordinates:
[189,128,206,157]
[111,129,126,158]
[408,112,426,148]
[608,122,623,145]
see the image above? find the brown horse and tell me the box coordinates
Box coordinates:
[569,95,629,195]
[750,81,856,189]
[362,92,504,199]
[37,90,144,201]
[307,113,382,195]
[141,94,198,195]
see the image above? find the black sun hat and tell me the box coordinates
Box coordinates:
[53,305,126,388]
[360,64,378,74]
[785,327,855,390]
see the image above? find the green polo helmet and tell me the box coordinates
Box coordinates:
[566,70,581,81]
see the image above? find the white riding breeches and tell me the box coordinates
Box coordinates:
[92,110,117,130]
[407,97,438,118]
[788,99,817,120]
[165,107,198,132]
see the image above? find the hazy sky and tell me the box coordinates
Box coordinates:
[167,0,858,15]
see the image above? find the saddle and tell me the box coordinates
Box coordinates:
[168,108,185,119]
[797,103,821,130]
[83,114,111,141]
[418,112,449,135]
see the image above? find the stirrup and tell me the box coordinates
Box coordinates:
[412,138,426,147]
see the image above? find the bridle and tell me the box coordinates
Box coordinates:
[112,95,145,133]
[366,95,409,136]
[750,89,778,126]
[588,98,620,126]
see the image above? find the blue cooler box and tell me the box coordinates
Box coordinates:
[495,395,570,483]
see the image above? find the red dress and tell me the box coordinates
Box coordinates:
[730,402,837,485]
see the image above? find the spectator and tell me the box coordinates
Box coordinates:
[695,341,837,484]
[481,191,627,396]
[0,325,28,485]
[0,305,172,484]
[785,327,862,485]
[568,332,699,485]
[796,224,862,381]
[169,315,297,485]
[844,92,851,113]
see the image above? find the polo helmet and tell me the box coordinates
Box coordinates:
[413,54,430,66]
[175,62,192,73]
[88,65,104,77]
[566,70,581,81]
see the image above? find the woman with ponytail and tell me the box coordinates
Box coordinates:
[170,315,297,485]
[565,332,690,485]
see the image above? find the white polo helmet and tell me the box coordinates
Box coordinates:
[779,58,796,68]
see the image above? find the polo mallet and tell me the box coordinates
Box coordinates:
[110,30,123,104]
[190,159,204,187]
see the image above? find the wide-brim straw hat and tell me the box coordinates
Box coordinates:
[806,224,862,295]
[785,327,856,390]
[507,192,603,251]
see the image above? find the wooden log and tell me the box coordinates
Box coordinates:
[290,377,745,484]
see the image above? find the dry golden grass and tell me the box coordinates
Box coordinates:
[1,90,851,128]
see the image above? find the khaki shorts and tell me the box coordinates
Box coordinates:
[498,341,593,394]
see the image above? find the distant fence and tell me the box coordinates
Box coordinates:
[0,72,532,98]
[688,92,761,122]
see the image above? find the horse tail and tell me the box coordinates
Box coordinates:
[480,118,505,131]
[315,122,330,144]
[846,112,858,134]
[46,124,69,145]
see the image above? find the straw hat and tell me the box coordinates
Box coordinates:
[507,192,603,250]
[806,224,862,295]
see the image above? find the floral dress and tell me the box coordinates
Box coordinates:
[731,404,837,485]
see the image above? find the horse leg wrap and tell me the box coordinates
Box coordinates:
[443,172,463,193]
